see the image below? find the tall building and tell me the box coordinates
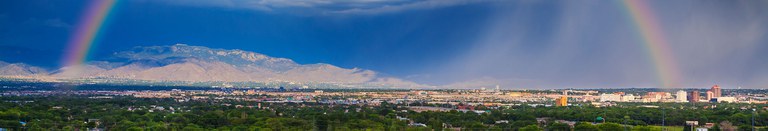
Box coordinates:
[688,91,700,103]
[676,90,688,102]
[710,85,722,98]
[555,96,567,106]
[706,91,714,101]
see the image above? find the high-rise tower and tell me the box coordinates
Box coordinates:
[710,85,721,98]
[688,91,700,103]
[676,90,688,102]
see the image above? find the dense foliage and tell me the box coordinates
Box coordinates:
[0,96,766,130]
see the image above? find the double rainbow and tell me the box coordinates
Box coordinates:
[62,0,117,67]
[622,0,682,88]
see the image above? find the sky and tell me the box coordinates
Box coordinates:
[0,0,766,89]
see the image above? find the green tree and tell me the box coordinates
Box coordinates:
[519,125,542,131]
[597,122,623,131]
[462,122,486,130]
[266,118,312,130]
[183,124,205,131]
[737,125,752,131]
[632,126,653,131]
[574,122,599,131]
[548,122,571,131]
[711,124,721,131]
[346,119,384,130]
[405,127,431,131]
[510,120,537,130]
[62,126,75,131]
[126,127,143,131]
[683,124,692,131]
[427,118,443,131]
[316,118,328,131]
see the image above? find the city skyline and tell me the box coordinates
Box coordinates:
[1,0,767,89]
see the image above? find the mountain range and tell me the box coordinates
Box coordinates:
[0,44,425,88]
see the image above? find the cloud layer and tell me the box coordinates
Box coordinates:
[153,0,488,15]
[4,0,764,89]
[152,0,768,89]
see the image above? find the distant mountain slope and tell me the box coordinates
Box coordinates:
[10,44,426,88]
[0,61,48,76]
[115,44,299,71]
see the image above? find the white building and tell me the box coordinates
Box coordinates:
[622,94,636,102]
[717,97,737,103]
[495,120,509,124]
[676,90,688,103]
[408,123,427,127]
[600,93,621,102]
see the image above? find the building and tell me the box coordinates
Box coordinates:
[408,123,427,127]
[556,96,568,106]
[717,97,737,103]
[689,91,700,103]
[706,91,714,101]
[643,92,670,102]
[599,93,621,102]
[646,92,671,98]
[622,94,636,102]
[676,90,688,102]
[710,85,721,98]
[495,120,509,124]
[685,121,699,126]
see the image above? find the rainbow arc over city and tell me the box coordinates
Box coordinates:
[61,0,117,67]
[622,0,682,88]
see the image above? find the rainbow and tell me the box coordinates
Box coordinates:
[622,0,682,88]
[62,0,117,67]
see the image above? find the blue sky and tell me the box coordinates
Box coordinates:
[1,0,767,88]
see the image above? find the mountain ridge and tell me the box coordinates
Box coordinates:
[0,61,49,76]
[0,44,426,88]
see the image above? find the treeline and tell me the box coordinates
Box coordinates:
[0,96,766,130]
[408,102,767,129]
[0,96,412,130]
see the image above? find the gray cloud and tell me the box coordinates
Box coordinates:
[660,1,768,88]
[328,0,481,14]
[148,0,767,89]
[431,1,768,89]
